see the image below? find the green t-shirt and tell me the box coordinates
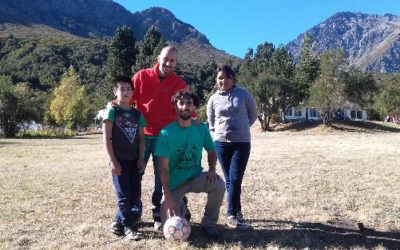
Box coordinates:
[104,106,146,127]
[103,106,146,160]
[154,121,215,190]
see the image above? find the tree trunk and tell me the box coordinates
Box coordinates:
[258,107,271,131]
[322,112,333,127]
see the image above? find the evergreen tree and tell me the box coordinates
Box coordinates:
[103,26,137,100]
[295,33,320,120]
[133,26,166,72]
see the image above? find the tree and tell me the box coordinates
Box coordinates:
[48,66,90,129]
[308,50,347,126]
[103,26,137,101]
[268,46,297,122]
[238,46,280,131]
[374,74,400,122]
[253,73,280,131]
[133,26,166,72]
[295,33,320,120]
[0,75,41,137]
[344,68,377,107]
[64,86,91,130]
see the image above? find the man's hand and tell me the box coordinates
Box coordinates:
[206,171,220,184]
[164,195,177,218]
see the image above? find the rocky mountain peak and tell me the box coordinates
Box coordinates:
[287,12,400,73]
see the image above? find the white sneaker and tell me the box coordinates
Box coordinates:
[226,215,252,229]
[124,227,142,240]
[154,221,162,230]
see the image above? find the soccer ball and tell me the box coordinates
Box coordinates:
[163,216,191,241]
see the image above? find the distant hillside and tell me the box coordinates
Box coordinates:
[0,0,239,66]
[287,12,400,73]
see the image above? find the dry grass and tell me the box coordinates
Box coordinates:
[1,122,400,249]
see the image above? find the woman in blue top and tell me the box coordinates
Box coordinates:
[206,65,258,229]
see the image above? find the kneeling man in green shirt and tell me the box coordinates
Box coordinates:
[155,90,225,239]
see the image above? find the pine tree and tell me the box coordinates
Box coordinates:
[133,26,166,72]
[103,26,137,101]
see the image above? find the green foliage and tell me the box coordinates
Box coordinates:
[16,128,75,138]
[48,66,91,129]
[105,27,136,79]
[64,86,92,130]
[295,33,320,103]
[238,43,303,130]
[102,26,137,102]
[0,36,108,112]
[0,75,43,137]
[133,27,166,72]
[343,69,377,107]
[308,50,347,126]
[373,74,400,118]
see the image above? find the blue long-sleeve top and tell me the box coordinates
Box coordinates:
[207,85,258,142]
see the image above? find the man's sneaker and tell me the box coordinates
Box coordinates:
[124,227,142,240]
[153,217,162,230]
[201,225,220,239]
[226,215,251,229]
[110,221,124,236]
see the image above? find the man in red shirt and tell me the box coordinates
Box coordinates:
[130,46,190,229]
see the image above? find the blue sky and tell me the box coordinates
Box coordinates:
[114,0,400,58]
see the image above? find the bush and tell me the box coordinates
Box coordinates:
[16,129,75,138]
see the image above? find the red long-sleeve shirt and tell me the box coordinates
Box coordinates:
[130,63,188,136]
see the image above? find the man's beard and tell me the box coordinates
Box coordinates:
[160,65,172,76]
[178,111,191,120]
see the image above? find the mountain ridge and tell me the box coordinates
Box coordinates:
[286,11,400,73]
[0,0,238,66]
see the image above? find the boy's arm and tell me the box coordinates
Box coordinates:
[137,127,145,172]
[102,120,121,175]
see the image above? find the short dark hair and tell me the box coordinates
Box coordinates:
[112,75,133,90]
[215,65,236,81]
[171,90,200,108]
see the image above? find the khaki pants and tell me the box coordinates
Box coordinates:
[161,172,225,227]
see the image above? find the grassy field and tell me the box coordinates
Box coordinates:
[1,121,400,249]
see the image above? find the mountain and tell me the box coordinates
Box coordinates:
[286,12,400,73]
[0,0,238,66]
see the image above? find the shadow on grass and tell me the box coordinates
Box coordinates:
[275,120,400,133]
[187,220,400,249]
[275,121,322,132]
[331,121,400,133]
[0,140,22,146]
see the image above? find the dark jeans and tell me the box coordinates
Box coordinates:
[144,136,163,220]
[214,141,251,217]
[112,159,141,228]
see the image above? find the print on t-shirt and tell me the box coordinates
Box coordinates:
[176,144,197,170]
[116,112,138,143]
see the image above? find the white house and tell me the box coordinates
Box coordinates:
[282,101,368,122]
